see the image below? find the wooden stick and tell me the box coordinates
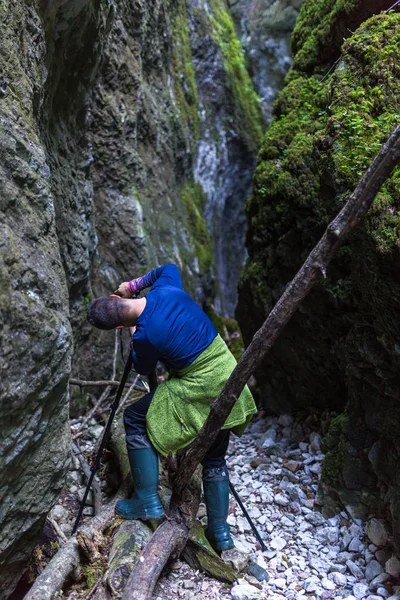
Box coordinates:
[70,378,145,391]
[72,441,103,516]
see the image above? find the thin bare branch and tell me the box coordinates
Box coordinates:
[72,441,103,515]
[69,378,144,391]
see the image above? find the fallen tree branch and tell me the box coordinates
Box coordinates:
[124,124,400,598]
[25,482,129,600]
[72,441,103,516]
[122,520,187,600]
[47,516,68,545]
[70,378,145,391]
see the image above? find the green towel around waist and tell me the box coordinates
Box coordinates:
[146,334,257,456]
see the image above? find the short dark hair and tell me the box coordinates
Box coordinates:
[87,296,129,330]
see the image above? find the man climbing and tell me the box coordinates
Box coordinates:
[87,263,257,552]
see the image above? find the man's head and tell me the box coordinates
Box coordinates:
[87,296,132,330]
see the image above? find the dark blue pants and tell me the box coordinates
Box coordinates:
[123,391,230,469]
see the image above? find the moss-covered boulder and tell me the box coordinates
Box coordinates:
[237,0,400,547]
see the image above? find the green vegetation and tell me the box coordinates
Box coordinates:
[292,0,360,71]
[180,181,213,273]
[321,406,349,486]
[172,0,199,144]
[204,304,244,361]
[208,0,263,151]
[242,11,400,311]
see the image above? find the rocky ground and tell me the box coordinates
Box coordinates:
[46,412,400,600]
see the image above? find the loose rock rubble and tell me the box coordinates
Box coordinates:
[51,415,400,600]
[153,415,400,599]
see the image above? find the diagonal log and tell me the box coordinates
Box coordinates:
[123,124,400,599]
[171,123,400,500]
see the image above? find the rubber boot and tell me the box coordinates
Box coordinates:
[203,466,234,552]
[115,434,164,520]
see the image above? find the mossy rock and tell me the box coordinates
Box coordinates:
[237,10,400,414]
[237,2,400,545]
[182,521,237,583]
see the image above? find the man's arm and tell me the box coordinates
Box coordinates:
[114,264,183,297]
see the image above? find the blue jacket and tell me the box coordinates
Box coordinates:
[131,264,217,375]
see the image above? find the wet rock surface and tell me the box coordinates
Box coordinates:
[229,0,302,123]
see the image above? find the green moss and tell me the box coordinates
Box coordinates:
[321,406,349,486]
[238,8,400,415]
[180,181,213,273]
[242,12,400,309]
[185,522,236,583]
[292,0,361,72]
[321,405,349,452]
[172,0,199,144]
[208,0,263,151]
[321,447,345,487]
[204,305,244,360]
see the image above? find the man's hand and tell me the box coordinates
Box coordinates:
[113,282,132,298]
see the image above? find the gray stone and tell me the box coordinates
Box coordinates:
[309,433,322,453]
[274,493,290,507]
[330,572,347,586]
[246,562,270,582]
[231,583,263,600]
[270,537,287,551]
[366,520,389,547]
[365,560,383,582]
[304,576,321,593]
[347,560,364,579]
[385,556,400,577]
[222,548,249,572]
[348,537,362,552]
[370,574,389,587]
[329,564,347,575]
[321,578,336,590]
[352,583,369,599]
[316,527,340,545]
[258,428,277,448]
[52,504,69,521]
[183,581,196,589]
[279,415,294,427]
[375,549,392,565]
[305,511,326,526]
[273,578,286,589]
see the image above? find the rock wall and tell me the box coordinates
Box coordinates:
[237,0,400,549]
[0,1,73,595]
[229,0,302,123]
[0,0,264,595]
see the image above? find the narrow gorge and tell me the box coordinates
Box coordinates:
[1,0,400,598]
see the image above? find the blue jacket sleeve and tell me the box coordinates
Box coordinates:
[129,264,182,294]
[131,335,160,376]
